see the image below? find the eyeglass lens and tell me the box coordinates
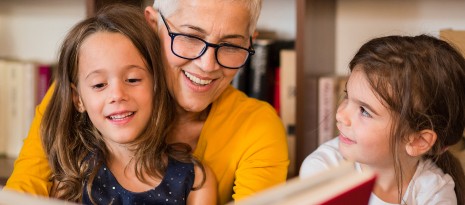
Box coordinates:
[172,35,250,68]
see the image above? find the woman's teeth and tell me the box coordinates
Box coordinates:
[184,71,212,85]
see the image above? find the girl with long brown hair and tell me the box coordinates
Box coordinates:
[301,34,465,204]
[41,4,216,204]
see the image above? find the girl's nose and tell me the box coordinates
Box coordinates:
[335,99,350,126]
[109,82,128,103]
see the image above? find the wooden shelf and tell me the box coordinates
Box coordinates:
[295,0,336,172]
[85,0,146,17]
[0,157,16,186]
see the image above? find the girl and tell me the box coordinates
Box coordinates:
[41,4,216,205]
[300,35,465,204]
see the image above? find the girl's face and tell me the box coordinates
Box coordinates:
[335,67,395,168]
[74,32,154,150]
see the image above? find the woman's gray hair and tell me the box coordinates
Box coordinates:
[153,0,262,36]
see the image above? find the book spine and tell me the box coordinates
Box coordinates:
[273,67,280,113]
[248,39,295,107]
[6,61,22,158]
[318,76,349,145]
[37,64,52,105]
[249,39,274,104]
[2,61,38,158]
[279,49,297,176]
[318,76,337,145]
[231,60,250,94]
[22,62,37,143]
[0,60,7,157]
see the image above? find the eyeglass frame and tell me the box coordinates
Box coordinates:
[159,12,255,69]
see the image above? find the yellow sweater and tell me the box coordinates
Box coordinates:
[6,85,289,204]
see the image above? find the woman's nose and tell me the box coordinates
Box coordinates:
[195,47,221,73]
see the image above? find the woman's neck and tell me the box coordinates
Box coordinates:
[167,104,211,150]
[175,104,211,122]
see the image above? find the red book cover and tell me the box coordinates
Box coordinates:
[37,64,51,105]
[233,161,376,205]
[321,176,375,205]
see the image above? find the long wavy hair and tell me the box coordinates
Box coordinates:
[41,4,204,203]
[349,34,465,204]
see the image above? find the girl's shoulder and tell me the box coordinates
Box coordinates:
[404,159,456,204]
[166,157,195,179]
[299,138,344,178]
[413,159,454,188]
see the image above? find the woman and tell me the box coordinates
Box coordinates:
[5,0,289,204]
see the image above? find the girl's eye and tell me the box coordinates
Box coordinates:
[360,106,372,118]
[91,83,106,89]
[127,78,142,83]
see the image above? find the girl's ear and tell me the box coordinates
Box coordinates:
[144,6,159,31]
[71,83,85,113]
[406,129,437,157]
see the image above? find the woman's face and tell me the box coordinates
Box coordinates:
[148,0,252,113]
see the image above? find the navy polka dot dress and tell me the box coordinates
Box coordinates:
[82,158,195,205]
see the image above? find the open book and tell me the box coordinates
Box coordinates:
[0,187,78,205]
[234,161,376,205]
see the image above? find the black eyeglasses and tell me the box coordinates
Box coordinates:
[159,12,255,69]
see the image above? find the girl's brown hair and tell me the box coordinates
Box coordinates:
[41,4,204,203]
[349,34,465,204]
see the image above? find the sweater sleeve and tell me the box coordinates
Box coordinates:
[4,84,54,196]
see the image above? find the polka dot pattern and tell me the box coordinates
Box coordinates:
[82,158,195,204]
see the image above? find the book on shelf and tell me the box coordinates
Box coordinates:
[0,59,53,158]
[232,161,376,205]
[295,75,348,173]
[279,49,297,177]
[37,64,52,105]
[273,66,280,114]
[248,39,294,107]
[231,59,250,94]
[440,29,465,57]
[317,75,348,145]
[231,37,294,110]
[7,61,37,158]
[0,60,7,156]
[0,188,78,205]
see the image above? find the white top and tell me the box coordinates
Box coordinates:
[299,138,457,205]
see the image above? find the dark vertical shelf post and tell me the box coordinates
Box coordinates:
[86,0,145,17]
[295,0,336,173]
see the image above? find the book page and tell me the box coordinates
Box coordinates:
[0,188,78,205]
